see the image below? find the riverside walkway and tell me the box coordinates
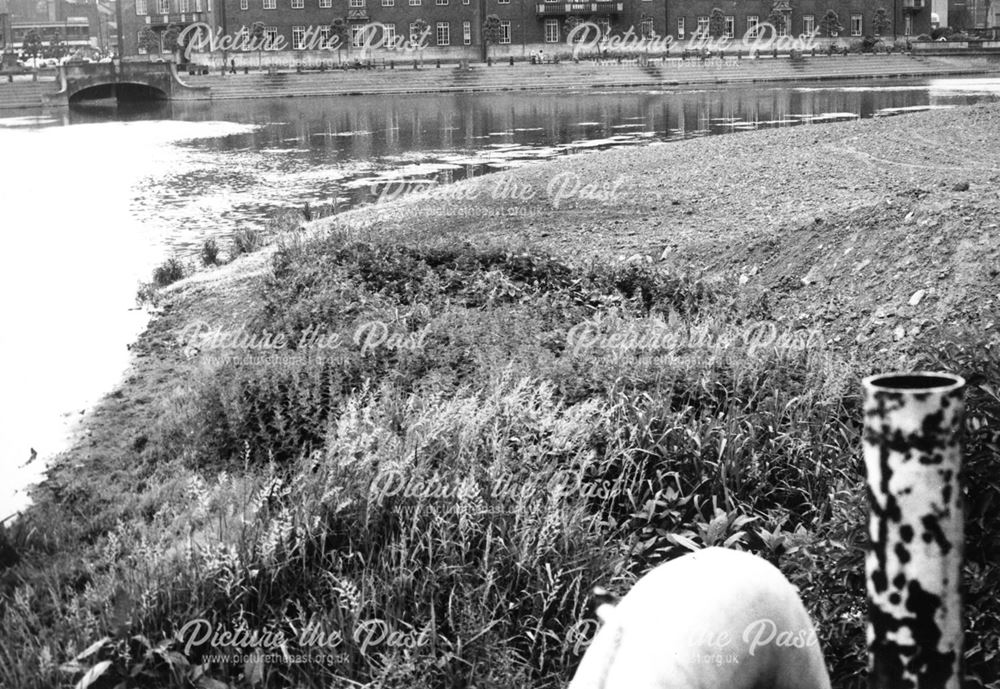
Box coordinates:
[1,54,997,108]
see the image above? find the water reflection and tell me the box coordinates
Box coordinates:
[45,79,996,255]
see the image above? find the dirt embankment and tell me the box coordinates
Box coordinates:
[316,101,1000,352]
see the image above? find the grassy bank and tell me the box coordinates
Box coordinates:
[2,104,1000,689]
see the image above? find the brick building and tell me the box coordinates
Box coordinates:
[117,0,218,56]
[119,0,933,62]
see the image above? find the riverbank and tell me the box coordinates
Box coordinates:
[2,103,999,689]
[2,54,999,108]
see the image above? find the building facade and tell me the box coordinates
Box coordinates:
[949,0,1000,27]
[119,0,934,61]
[3,0,113,53]
[117,0,218,57]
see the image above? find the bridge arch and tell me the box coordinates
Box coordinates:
[69,82,170,104]
[44,62,211,107]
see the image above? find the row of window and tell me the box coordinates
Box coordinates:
[135,0,212,14]
[242,0,476,10]
[674,13,887,39]
[223,19,513,47]
[236,0,649,9]
[11,26,91,40]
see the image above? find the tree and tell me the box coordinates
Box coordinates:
[872,7,892,37]
[766,7,788,35]
[708,8,726,38]
[411,18,428,65]
[139,27,161,58]
[22,29,43,63]
[820,10,843,37]
[250,21,266,69]
[483,14,501,61]
[162,23,184,62]
[563,14,582,36]
[48,31,66,59]
[329,17,348,64]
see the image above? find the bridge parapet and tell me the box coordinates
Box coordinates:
[44,62,211,106]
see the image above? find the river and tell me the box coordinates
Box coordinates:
[1,76,998,519]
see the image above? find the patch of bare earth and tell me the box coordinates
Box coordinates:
[315,101,1000,353]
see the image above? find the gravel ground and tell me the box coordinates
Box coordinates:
[317,101,1000,355]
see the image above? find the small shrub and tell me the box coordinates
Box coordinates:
[151,257,185,287]
[200,238,221,266]
[860,35,881,53]
[232,227,264,256]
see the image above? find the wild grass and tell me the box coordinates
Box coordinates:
[201,238,222,267]
[232,227,267,257]
[2,234,998,689]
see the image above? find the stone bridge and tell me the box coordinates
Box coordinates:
[44,62,211,105]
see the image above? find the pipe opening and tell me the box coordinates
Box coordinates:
[865,372,965,392]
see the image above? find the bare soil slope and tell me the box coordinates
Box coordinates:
[316,102,1000,351]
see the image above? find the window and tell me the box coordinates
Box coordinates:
[264,26,278,44]
[137,29,148,52]
[462,20,471,44]
[409,0,420,5]
[349,0,364,6]
[462,0,469,4]
[135,0,148,14]
[850,14,862,36]
[291,25,306,47]
[640,17,654,37]
[381,0,393,6]
[195,0,203,11]
[724,15,734,38]
[436,0,447,5]
[676,17,684,38]
[544,18,558,42]
[319,0,331,6]
[499,19,510,43]
[263,0,275,9]
[596,17,609,35]
[351,24,364,46]
[383,24,396,44]
[409,22,420,40]
[436,21,449,45]
[179,0,190,12]
[802,15,814,34]
[776,16,787,36]
[696,16,709,37]
[157,0,169,13]
[497,0,509,3]
[291,0,303,7]
[746,15,758,37]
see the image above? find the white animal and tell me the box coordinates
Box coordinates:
[568,547,832,689]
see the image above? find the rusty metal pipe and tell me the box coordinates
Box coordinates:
[862,371,966,689]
